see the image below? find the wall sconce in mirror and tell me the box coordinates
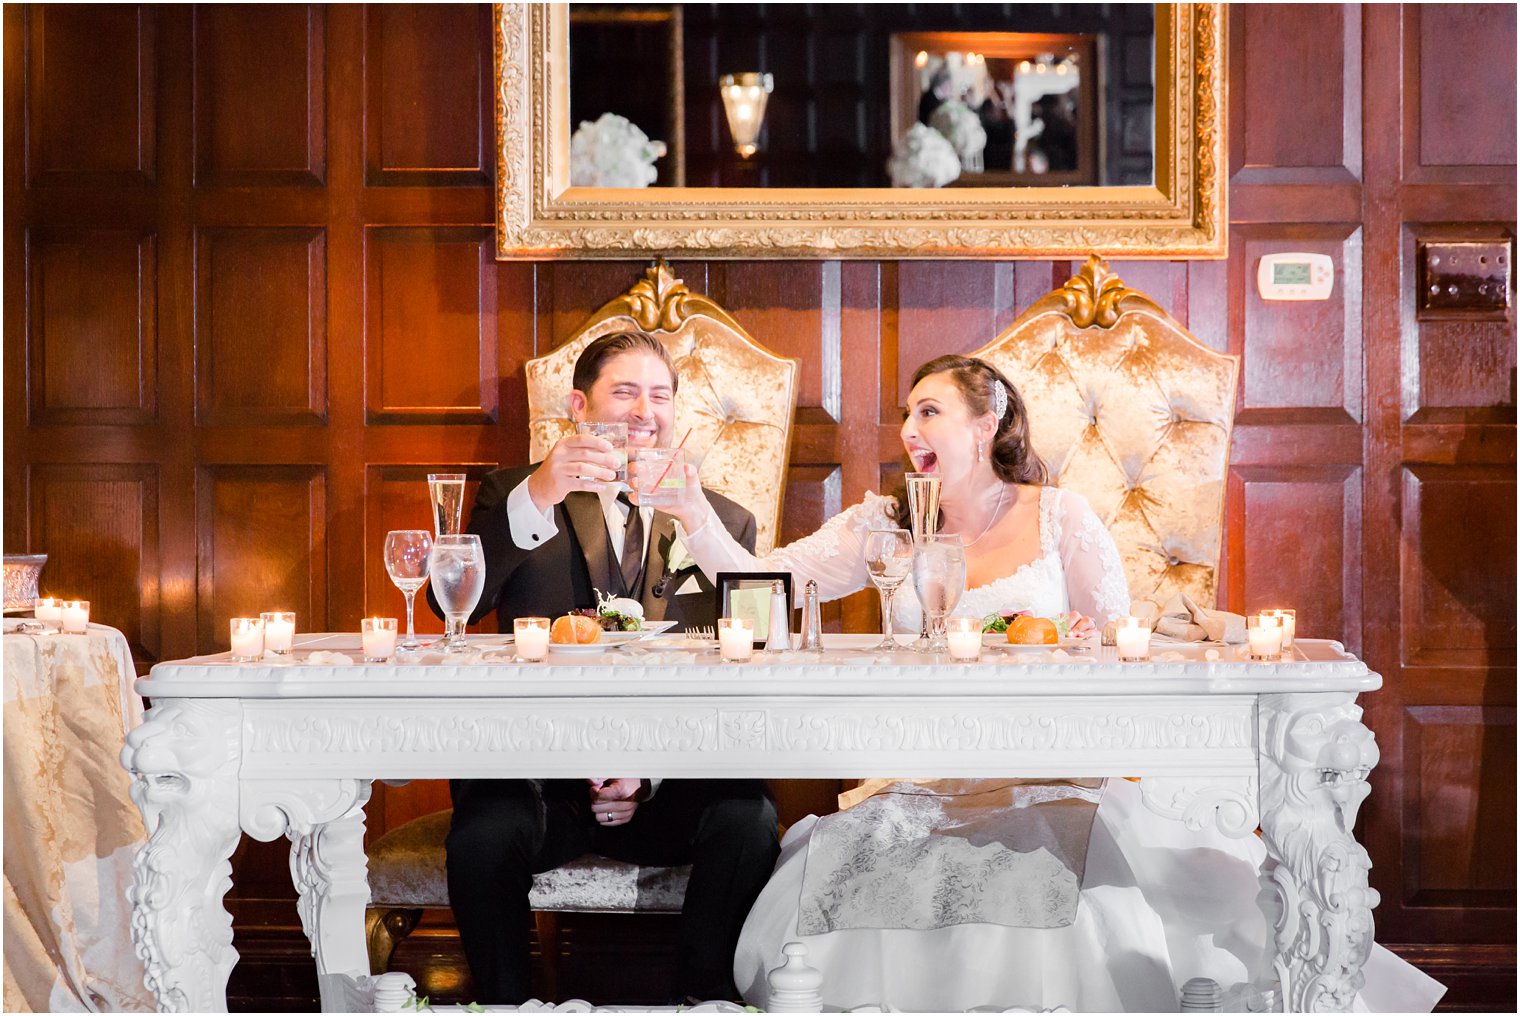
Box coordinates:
[719,73,773,159]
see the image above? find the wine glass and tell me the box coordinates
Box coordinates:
[865,528,914,651]
[912,533,966,653]
[384,529,433,651]
[430,533,485,652]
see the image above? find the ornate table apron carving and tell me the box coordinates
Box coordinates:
[121,639,1381,1013]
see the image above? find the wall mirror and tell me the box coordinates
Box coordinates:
[496,3,1225,259]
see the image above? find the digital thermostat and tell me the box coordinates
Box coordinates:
[1257,253,1334,301]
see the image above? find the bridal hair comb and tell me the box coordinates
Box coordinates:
[992,378,1008,421]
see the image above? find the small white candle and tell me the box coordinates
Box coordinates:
[229,618,264,661]
[718,617,754,662]
[1268,609,1296,649]
[1115,616,1150,662]
[262,612,296,653]
[945,617,982,661]
[514,617,551,662]
[34,597,62,627]
[1248,614,1283,661]
[60,600,90,634]
[361,617,398,662]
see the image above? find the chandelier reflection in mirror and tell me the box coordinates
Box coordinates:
[719,73,774,159]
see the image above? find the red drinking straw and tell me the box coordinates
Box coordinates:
[652,428,692,491]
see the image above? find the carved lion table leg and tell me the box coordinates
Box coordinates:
[241,777,375,1010]
[120,698,243,1013]
[1259,692,1381,1013]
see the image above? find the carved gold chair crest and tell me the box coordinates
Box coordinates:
[525,261,800,555]
[972,256,1239,608]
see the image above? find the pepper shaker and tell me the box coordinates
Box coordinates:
[799,579,823,651]
[765,579,791,652]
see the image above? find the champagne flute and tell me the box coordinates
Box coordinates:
[912,533,966,653]
[865,528,914,651]
[904,472,942,650]
[384,529,433,651]
[430,533,485,652]
[427,473,466,537]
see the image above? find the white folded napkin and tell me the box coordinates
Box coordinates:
[1103,593,1248,645]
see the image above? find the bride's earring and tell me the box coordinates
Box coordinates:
[976,439,984,463]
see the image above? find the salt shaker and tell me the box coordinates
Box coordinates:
[765,579,791,652]
[799,579,823,651]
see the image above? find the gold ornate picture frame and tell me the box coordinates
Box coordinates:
[495,3,1226,260]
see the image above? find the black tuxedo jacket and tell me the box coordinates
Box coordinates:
[429,464,756,630]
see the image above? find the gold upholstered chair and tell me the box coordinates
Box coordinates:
[363,262,800,992]
[971,256,1239,608]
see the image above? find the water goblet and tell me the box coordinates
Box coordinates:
[864,527,914,651]
[430,534,485,652]
[912,533,966,653]
[384,529,433,651]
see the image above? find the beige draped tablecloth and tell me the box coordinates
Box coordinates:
[3,621,152,1012]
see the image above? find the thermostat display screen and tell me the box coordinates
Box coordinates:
[1272,262,1312,286]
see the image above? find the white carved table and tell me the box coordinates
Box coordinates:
[120,635,1382,1014]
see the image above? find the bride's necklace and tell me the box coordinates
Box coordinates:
[962,483,1008,549]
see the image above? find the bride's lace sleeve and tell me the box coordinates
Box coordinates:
[680,492,900,604]
[1052,489,1131,626]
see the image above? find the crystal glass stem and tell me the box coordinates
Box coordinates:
[873,585,900,651]
[401,589,418,649]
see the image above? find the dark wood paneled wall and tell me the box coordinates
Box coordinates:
[4,4,1514,1010]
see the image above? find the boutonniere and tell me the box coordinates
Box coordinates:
[665,532,696,574]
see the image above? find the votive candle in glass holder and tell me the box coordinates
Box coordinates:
[261,611,296,654]
[514,617,551,662]
[33,596,63,629]
[1266,608,1296,649]
[229,617,265,662]
[361,617,398,663]
[1115,616,1151,662]
[1247,614,1283,662]
[717,617,754,662]
[945,617,983,661]
[60,600,90,634]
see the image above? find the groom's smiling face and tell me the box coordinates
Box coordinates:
[570,349,676,449]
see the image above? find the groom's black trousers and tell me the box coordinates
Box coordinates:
[446,778,779,1004]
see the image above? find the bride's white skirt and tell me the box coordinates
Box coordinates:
[734,779,1444,1013]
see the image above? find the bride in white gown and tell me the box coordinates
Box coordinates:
[649,355,1443,1012]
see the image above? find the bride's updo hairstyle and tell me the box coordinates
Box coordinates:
[911,355,1049,485]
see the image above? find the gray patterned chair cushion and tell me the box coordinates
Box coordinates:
[367,809,691,913]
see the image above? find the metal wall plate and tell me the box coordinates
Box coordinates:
[1417,238,1512,319]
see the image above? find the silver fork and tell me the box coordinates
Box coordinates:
[683,625,714,640]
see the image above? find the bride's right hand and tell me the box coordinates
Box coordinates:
[630,461,712,533]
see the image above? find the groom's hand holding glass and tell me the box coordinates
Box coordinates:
[524,432,623,512]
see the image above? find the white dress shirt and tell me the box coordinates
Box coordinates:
[505,478,653,565]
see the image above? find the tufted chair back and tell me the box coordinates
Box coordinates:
[525,261,799,555]
[971,256,1239,608]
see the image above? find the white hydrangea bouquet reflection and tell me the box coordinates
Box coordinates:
[928,99,987,173]
[569,112,667,188]
[887,123,962,189]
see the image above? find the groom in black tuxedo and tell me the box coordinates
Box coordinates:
[436,330,778,1004]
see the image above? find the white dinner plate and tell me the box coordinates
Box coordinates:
[545,642,613,655]
[599,620,678,644]
[983,634,1095,652]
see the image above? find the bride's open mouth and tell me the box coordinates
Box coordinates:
[907,448,938,472]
